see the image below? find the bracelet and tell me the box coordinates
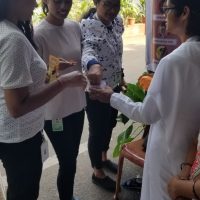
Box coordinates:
[180,162,193,170]
[193,180,200,200]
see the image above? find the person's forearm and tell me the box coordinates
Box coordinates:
[10,80,63,118]
[179,139,198,179]
[175,180,200,199]
[110,93,161,124]
[185,139,198,164]
[175,180,194,198]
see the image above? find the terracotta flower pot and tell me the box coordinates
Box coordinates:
[127,17,135,26]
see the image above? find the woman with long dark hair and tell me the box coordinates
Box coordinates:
[0,0,86,199]
[90,0,200,199]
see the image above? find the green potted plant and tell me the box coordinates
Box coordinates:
[121,0,137,26]
[127,7,137,25]
[135,0,146,23]
[113,72,153,157]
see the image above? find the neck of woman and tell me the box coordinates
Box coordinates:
[46,15,64,26]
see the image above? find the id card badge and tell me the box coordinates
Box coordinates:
[52,119,64,132]
[41,139,49,163]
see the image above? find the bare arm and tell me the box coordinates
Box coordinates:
[168,177,200,200]
[178,139,198,180]
[4,71,87,118]
[1,34,87,118]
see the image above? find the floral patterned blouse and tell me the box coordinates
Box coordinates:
[80,13,124,88]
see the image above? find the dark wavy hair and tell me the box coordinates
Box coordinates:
[0,0,36,49]
[170,0,200,37]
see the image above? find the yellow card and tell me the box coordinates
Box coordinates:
[48,55,60,82]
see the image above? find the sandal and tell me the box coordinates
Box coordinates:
[92,173,116,192]
[122,177,142,190]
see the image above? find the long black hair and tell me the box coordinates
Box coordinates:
[170,0,200,37]
[0,0,37,49]
[17,21,37,49]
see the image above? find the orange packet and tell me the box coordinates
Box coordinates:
[48,55,60,82]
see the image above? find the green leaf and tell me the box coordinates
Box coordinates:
[112,74,148,157]
[113,144,121,157]
[113,124,134,157]
[113,122,145,157]
[117,130,126,144]
[125,83,146,102]
[124,124,133,138]
[113,135,134,157]
[117,124,133,143]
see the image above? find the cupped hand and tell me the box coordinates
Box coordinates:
[86,64,103,85]
[89,86,113,103]
[59,71,87,89]
[119,78,127,93]
[178,167,191,181]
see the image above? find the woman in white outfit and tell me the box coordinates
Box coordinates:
[0,0,86,199]
[89,0,200,199]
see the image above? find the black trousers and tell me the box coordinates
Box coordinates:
[86,92,118,169]
[44,110,84,200]
[0,132,43,200]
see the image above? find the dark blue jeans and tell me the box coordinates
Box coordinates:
[44,110,84,200]
[0,132,43,200]
[86,92,118,169]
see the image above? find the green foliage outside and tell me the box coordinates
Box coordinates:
[33,0,94,25]
[121,0,146,24]
[33,0,145,25]
[69,0,94,21]
[33,0,45,25]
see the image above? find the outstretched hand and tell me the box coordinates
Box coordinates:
[86,64,103,85]
[59,71,87,89]
[89,86,114,103]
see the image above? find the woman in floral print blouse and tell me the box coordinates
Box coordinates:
[80,0,125,192]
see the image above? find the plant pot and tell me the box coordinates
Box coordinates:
[127,17,135,26]
[141,16,146,23]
